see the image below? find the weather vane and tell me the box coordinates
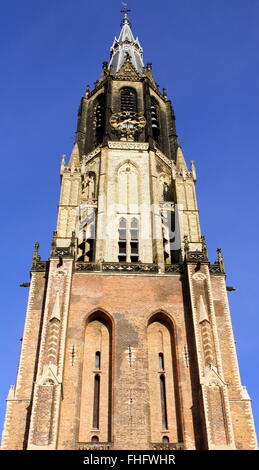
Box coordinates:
[121,2,131,15]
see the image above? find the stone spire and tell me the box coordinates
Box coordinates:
[109,7,144,74]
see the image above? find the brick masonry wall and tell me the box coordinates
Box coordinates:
[57,272,199,450]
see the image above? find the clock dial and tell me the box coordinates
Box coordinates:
[110,111,146,132]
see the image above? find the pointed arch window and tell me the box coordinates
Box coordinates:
[120,87,137,112]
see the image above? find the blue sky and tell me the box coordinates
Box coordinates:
[0,0,258,441]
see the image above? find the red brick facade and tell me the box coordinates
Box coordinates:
[1,267,257,450]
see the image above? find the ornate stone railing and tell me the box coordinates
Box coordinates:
[164,264,184,274]
[78,442,113,450]
[74,261,186,274]
[75,262,159,273]
[102,262,159,273]
[75,262,101,272]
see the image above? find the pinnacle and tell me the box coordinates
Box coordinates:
[176,146,187,170]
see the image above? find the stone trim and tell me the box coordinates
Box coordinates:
[108,141,149,150]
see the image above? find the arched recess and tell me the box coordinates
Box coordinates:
[79,311,113,444]
[147,312,183,445]
[117,161,139,212]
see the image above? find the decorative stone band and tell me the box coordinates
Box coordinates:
[102,262,159,273]
[159,201,175,211]
[175,169,193,178]
[51,247,74,258]
[61,166,81,174]
[75,262,101,272]
[33,261,185,275]
[155,148,172,169]
[33,253,222,276]
[78,442,113,450]
[108,141,149,151]
[186,251,209,263]
[32,260,220,276]
[164,264,184,274]
[75,261,159,273]
[152,442,185,450]
[31,261,48,272]
[209,263,225,275]
[78,442,185,451]
[82,147,101,165]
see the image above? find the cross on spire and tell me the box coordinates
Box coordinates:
[120,2,131,15]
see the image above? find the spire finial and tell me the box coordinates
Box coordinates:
[120,2,131,25]
[121,2,131,16]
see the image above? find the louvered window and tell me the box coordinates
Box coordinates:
[151,97,160,140]
[120,87,137,112]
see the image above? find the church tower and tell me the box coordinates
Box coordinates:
[1,8,257,451]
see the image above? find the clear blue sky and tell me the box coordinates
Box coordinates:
[0,0,258,440]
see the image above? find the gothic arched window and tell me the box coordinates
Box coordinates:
[120,87,137,112]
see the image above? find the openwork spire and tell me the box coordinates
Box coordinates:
[109,5,144,74]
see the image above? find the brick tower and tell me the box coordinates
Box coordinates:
[1,9,257,451]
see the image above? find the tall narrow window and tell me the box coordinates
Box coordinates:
[160,374,168,430]
[118,218,127,263]
[130,218,139,263]
[93,374,100,429]
[118,217,139,263]
[159,353,165,370]
[95,351,101,369]
[120,87,137,112]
